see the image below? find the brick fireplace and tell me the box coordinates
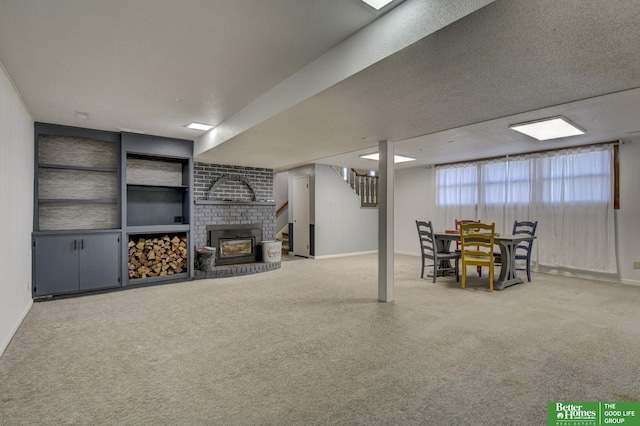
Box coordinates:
[192,163,279,278]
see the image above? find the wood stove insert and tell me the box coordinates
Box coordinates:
[207,224,262,265]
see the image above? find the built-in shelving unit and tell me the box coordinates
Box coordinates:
[121,132,193,286]
[32,124,195,298]
[32,123,122,297]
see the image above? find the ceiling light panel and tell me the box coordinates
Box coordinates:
[186,122,214,131]
[510,116,585,141]
[361,0,394,10]
[360,152,416,163]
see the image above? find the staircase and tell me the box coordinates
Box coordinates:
[279,230,290,255]
[332,166,379,207]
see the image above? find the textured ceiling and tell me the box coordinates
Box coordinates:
[0,0,382,138]
[1,0,639,171]
[196,0,640,171]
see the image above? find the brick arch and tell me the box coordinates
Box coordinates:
[207,174,256,201]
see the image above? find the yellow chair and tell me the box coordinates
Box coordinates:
[455,219,482,277]
[459,222,495,292]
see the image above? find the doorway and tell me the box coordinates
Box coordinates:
[293,175,310,257]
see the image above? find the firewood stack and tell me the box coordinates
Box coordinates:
[128,235,188,279]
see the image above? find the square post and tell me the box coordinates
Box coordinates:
[378,140,394,302]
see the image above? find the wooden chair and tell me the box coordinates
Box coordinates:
[416,220,460,283]
[460,222,495,292]
[455,219,482,277]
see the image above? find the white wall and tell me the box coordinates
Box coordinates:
[393,142,640,285]
[274,171,289,234]
[0,63,34,357]
[394,166,437,255]
[314,164,378,257]
[615,138,640,284]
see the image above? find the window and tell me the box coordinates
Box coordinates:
[437,165,477,206]
[436,149,611,208]
[539,150,611,204]
[435,146,616,273]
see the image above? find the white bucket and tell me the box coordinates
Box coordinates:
[261,240,282,263]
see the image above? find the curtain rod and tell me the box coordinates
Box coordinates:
[433,140,619,168]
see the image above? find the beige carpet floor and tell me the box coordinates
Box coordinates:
[1,253,639,425]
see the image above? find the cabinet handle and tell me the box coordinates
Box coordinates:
[81,239,84,250]
[73,240,77,251]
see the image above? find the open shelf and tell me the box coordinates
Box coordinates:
[127,186,188,226]
[127,183,188,189]
[39,198,117,204]
[39,163,117,173]
[127,224,190,234]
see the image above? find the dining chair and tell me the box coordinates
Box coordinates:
[415,220,460,283]
[512,220,538,282]
[455,219,482,277]
[493,220,538,281]
[460,222,495,292]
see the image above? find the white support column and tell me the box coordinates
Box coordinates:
[378,140,394,302]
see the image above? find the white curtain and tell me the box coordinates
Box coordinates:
[531,147,616,273]
[435,165,477,230]
[435,145,617,273]
[478,158,532,235]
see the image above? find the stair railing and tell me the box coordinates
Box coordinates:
[276,201,288,217]
[332,166,378,207]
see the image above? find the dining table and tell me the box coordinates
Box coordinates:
[434,231,536,290]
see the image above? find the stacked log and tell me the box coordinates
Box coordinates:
[128,235,188,279]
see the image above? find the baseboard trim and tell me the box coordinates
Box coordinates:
[0,299,33,358]
[395,251,419,257]
[314,250,378,260]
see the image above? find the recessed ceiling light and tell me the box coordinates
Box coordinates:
[75,111,89,120]
[186,122,214,131]
[361,0,394,10]
[360,152,416,163]
[509,116,585,141]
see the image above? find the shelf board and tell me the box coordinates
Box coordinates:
[38,163,117,173]
[126,272,189,286]
[39,198,117,204]
[126,224,190,234]
[33,228,122,236]
[127,183,188,189]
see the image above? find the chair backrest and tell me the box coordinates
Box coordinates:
[459,222,495,260]
[455,219,480,250]
[512,220,538,252]
[415,220,436,259]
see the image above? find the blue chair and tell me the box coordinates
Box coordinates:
[416,220,460,283]
[512,220,538,282]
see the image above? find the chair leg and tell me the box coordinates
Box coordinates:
[477,266,482,277]
[420,256,425,279]
[455,259,459,282]
[432,262,437,283]
[526,260,531,282]
[489,264,494,292]
[461,262,466,289]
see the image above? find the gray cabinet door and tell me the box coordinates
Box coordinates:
[79,233,121,291]
[33,235,79,296]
